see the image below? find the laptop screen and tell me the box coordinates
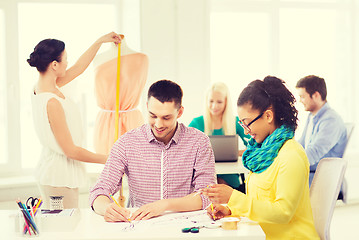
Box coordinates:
[209,135,238,162]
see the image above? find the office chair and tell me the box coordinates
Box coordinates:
[338,122,355,203]
[310,157,348,240]
[343,122,355,157]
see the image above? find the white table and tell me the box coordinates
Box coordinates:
[2,209,265,240]
[215,158,248,175]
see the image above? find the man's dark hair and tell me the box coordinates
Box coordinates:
[296,75,327,101]
[147,80,183,108]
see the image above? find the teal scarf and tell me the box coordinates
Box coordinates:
[242,125,294,173]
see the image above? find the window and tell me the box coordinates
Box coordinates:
[210,0,356,142]
[18,3,117,168]
[210,11,271,111]
[278,8,343,126]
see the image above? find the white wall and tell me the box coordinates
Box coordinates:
[139,0,210,124]
[1,0,21,172]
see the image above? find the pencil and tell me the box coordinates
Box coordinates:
[17,200,31,235]
[109,194,131,222]
[205,185,216,220]
[21,202,39,233]
[23,199,42,234]
[109,194,121,207]
[210,203,216,220]
[22,212,32,235]
[33,199,42,216]
[34,198,41,210]
[22,209,32,235]
[16,200,38,234]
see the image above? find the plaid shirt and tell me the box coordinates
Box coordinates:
[89,123,216,208]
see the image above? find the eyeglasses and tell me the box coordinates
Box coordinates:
[238,112,264,132]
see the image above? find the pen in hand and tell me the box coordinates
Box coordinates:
[210,203,216,220]
[199,185,216,220]
[109,194,131,222]
[205,185,216,220]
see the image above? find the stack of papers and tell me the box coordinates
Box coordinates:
[38,208,80,232]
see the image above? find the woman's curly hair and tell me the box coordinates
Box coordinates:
[237,76,298,130]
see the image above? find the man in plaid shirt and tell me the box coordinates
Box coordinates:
[90,80,216,222]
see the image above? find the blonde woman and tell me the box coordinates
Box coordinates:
[189,82,250,191]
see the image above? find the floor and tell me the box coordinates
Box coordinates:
[330,202,359,240]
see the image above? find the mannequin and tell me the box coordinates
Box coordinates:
[93,35,149,154]
[93,35,136,68]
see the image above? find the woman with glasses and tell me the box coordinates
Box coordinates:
[202,76,319,239]
[189,82,250,192]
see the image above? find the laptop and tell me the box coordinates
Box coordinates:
[209,135,238,162]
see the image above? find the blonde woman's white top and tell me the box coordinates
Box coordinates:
[31,91,86,188]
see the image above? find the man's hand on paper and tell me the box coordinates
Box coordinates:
[130,199,169,221]
[103,202,131,222]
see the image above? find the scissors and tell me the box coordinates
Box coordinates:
[26,197,39,209]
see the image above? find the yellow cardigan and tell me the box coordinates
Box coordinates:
[228,139,319,240]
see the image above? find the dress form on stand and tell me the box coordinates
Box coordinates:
[93,36,137,68]
[93,35,149,155]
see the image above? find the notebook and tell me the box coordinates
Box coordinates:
[209,135,238,162]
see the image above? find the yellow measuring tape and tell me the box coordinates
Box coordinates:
[114,42,121,143]
[114,41,125,207]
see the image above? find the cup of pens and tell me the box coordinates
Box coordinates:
[15,198,42,237]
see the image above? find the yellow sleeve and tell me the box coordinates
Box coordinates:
[228,150,308,224]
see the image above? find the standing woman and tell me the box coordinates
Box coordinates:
[189,82,250,191]
[28,32,121,209]
[202,76,319,239]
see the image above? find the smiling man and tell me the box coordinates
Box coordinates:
[89,80,216,222]
[296,75,347,188]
